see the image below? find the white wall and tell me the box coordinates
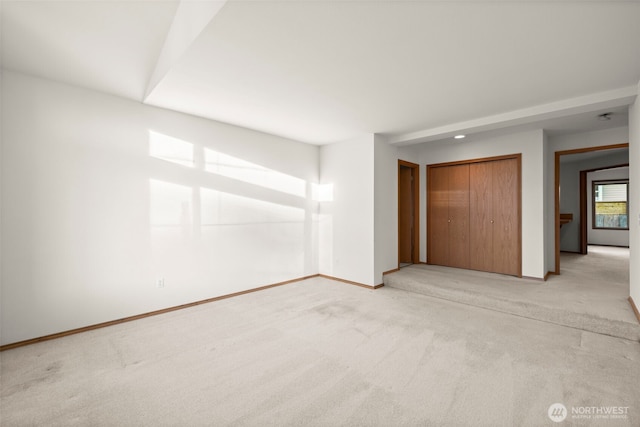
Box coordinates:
[550,127,629,153]
[0,69,3,333]
[318,134,398,287]
[399,129,546,279]
[373,135,398,285]
[629,87,640,307]
[545,138,556,274]
[587,167,630,247]
[1,71,320,345]
[543,131,554,274]
[319,135,375,286]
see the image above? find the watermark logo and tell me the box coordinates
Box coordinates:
[548,403,567,423]
[548,403,629,422]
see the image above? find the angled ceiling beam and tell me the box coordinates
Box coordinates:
[144,0,227,101]
[387,86,639,146]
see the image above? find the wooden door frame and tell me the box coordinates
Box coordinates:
[398,160,420,266]
[579,170,587,255]
[554,143,628,274]
[579,163,629,254]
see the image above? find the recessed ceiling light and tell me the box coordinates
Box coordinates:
[454,134,466,139]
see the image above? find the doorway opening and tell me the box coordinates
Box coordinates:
[398,160,420,267]
[579,165,629,254]
[554,143,629,273]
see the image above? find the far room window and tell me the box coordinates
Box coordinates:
[592,180,629,230]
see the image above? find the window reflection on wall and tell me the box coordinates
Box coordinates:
[148,130,322,283]
[201,187,304,226]
[312,183,334,202]
[205,148,306,198]
[149,131,194,167]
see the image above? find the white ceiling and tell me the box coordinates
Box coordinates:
[1,0,179,100]
[2,0,639,145]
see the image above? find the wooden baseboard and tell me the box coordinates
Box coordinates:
[1,273,388,351]
[0,275,318,352]
[383,268,400,275]
[318,274,384,290]
[544,271,552,281]
[629,297,640,325]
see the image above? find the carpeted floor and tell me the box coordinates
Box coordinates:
[1,275,638,426]
[385,246,639,341]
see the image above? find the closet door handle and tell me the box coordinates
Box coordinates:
[490,220,494,224]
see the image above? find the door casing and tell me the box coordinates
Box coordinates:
[398,160,420,266]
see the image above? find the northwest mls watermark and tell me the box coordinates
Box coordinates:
[548,403,630,423]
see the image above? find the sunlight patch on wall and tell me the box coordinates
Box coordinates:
[146,133,315,284]
[312,183,334,202]
[149,130,194,167]
[204,148,306,197]
[200,187,304,226]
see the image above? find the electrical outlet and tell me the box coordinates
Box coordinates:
[156,278,165,288]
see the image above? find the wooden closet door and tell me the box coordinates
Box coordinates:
[492,158,520,276]
[469,161,493,272]
[447,164,470,269]
[428,167,449,266]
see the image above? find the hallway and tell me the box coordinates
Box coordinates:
[385,246,639,341]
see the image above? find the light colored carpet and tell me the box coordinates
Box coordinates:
[1,277,638,426]
[385,246,640,341]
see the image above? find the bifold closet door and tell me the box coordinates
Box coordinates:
[469,162,493,272]
[469,158,520,276]
[428,164,470,268]
[447,164,470,269]
[492,158,519,276]
[429,166,449,266]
